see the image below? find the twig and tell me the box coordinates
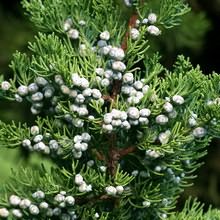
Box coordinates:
[119,146,136,157]
[75,194,113,205]
[121,14,138,51]
[102,95,114,103]
[107,9,139,177]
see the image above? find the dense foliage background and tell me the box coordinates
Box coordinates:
[0,0,220,212]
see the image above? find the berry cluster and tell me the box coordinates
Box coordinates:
[102,107,151,133]
[12,71,104,127]
[74,174,92,193]
[102,109,130,132]
[94,68,112,88]
[22,125,60,156]
[131,13,161,39]
[94,30,127,82]
[156,95,185,124]
[158,130,171,145]
[68,73,102,118]
[57,73,103,128]
[0,191,76,219]
[121,72,150,104]
[15,77,55,115]
[72,133,91,159]
[145,149,161,158]
[188,112,197,127]
[22,125,91,159]
[63,18,81,40]
[105,185,124,196]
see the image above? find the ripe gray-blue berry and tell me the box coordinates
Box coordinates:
[32,190,45,199]
[123,72,134,84]
[1,81,11,90]
[148,13,157,24]
[133,81,144,90]
[9,195,21,206]
[100,31,110,41]
[71,73,82,87]
[49,140,59,150]
[122,120,131,129]
[109,47,125,60]
[147,25,161,36]
[19,199,31,209]
[130,28,140,40]
[65,196,75,206]
[28,83,39,93]
[35,77,48,87]
[73,118,84,128]
[127,107,140,119]
[75,174,84,185]
[22,139,31,147]
[112,61,126,72]
[102,124,113,132]
[158,130,171,144]
[54,194,65,203]
[33,134,43,143]
[0,208,9,218]
[124,0,132,7]
[17,85,28,96]
[116,186,124,194]
[78,182,87,192]
[81,132,91,142]
[139,117,149,125]
[29,204,40,215]
[97,39,107,48]
[193,127,206,138]
[12,209,23,218]
[68,29,79,39]
[39,202,49,209]
[172,95,184,105]
[14,94,23,102]
[140,108,151,117]
[30,125,40,135]
[156,114,168,125]
[101,78,110,87]
[83,88,92,97]
[142,18,148,24]
[31,92,44,102]
[63,18,72,31]
[163,102,173,113]
[75,94,85,104]
[92,89,102,99]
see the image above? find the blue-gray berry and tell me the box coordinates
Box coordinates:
[17,85,28,96]
[29,204,40,215]
[35,77,48,87]
[31,92,44,102]
[127,107,140,119]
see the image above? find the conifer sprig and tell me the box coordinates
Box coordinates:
[0,0,220,219]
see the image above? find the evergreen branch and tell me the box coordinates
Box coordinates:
[168,197,220,220]
[0,121,30,148]
[121,14,138,51]
[1,0,220,219]
[107,0,145,179]
[158,0,190,29]
[10,52,32,86]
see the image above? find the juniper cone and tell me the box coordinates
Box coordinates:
[0,0,220,219]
